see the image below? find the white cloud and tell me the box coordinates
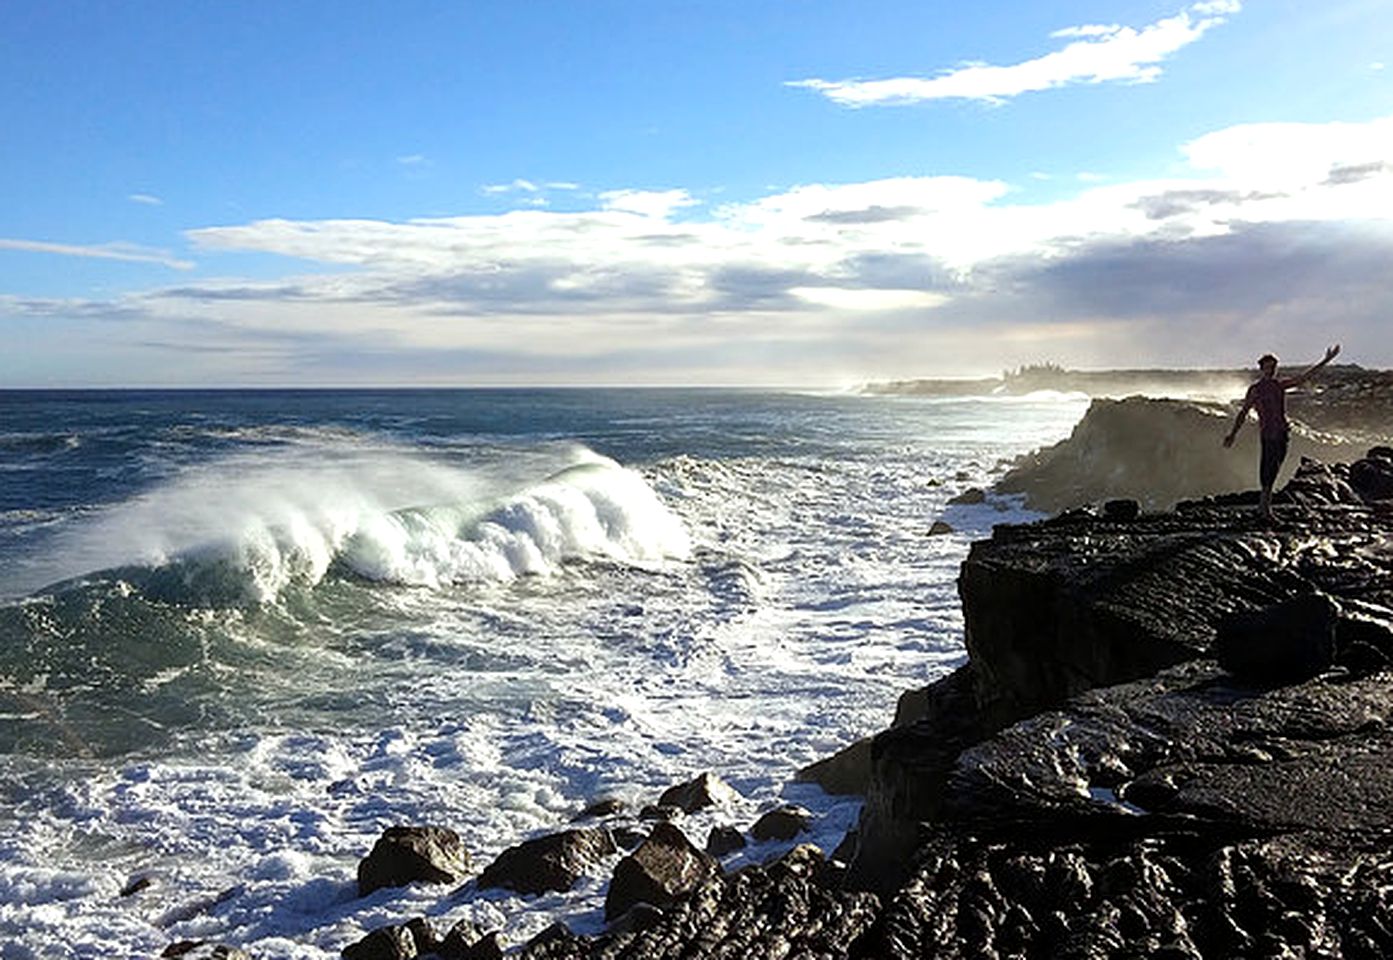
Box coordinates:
[0,237,193,270]
[396,154,429,166]
[128,193,164,206]
[23,111,1376,382]
[599,188,701,219]
[482,178,540,195]
[788,2,1240,107]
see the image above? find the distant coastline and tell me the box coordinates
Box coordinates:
[862,362,1262,399]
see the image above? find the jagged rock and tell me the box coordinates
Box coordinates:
[459,932,505,960]
[594,853,879,958]
[403,918,436,956]
[1215,592,1337,683]
[796,735,872,795]
[357,825,470,897]
[437,920,482,960]
[341,925,417,960]
[657,771,738,812]
[948,487,986,505]
[705,825,746,857]
[928,520,954,536]
[750,804,812,841]
[520,919,590,953]
[604,821,719,921]
[476,827,617,895]
[573,796,626,821]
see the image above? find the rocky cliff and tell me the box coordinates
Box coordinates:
[996,395,1374,513]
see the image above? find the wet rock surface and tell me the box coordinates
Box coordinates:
[476,827,618,896]
[357,826,471,897]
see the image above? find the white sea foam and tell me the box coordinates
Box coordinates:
[18,445,691,602]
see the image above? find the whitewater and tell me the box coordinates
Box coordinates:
[0,388,1087,958]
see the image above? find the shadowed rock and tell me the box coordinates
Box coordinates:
[341,925,417,960]
[476,827,617,896]
[357,826,470,897]
[604,822,719,922]
[657,772,739,813]
[750,805,812,842]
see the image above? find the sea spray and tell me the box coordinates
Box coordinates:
[19,444,691,603]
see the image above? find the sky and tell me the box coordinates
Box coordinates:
[2,1,1391,387]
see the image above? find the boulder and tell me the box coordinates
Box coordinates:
[657,772,738,813]
[1350,453,1393,500]
[604,822,719,921]
[750,805,812,842]
[476,827,617,896]
[357,826,470,897]
[947,487,986,506]
[705,825,746,857]
[928,520,954,536]
[341,925,417,960]
[437,920,482,960]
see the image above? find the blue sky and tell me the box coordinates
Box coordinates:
[2,1,1391,385]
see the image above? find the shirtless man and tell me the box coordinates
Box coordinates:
[1223,343,1341,519]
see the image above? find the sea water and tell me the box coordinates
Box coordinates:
[0,388,1087,958]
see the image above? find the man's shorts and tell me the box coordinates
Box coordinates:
[1260,429,1290,489]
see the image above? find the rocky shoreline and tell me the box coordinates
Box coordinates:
[167,450,1393,959]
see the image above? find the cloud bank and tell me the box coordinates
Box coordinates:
[789,1,1240,107]
[4,112,1391,385]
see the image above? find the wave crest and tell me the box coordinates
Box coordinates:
[26,447,691,604]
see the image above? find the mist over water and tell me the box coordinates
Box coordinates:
[0,389,1086,957]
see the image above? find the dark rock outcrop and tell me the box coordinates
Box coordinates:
[850,660,1393,957]
[341,924,418,960]
[657,772,738,813]
[537,850,880,958]
[705,825,746,857]
[604,822,719,922]
[854,495,1393,891]
[476,827,617,896]
[357,826,471,897]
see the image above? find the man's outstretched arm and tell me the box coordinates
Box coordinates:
[1283,343,1341,387]
[1224,393,1254,448]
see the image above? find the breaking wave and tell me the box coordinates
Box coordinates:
[20,445,691,605]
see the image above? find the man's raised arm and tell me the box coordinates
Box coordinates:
[1284,343,1341,387]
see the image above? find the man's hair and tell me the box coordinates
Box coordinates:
[1258,353,1279,367]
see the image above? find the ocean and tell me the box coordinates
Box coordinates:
[0,388,1088,958]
